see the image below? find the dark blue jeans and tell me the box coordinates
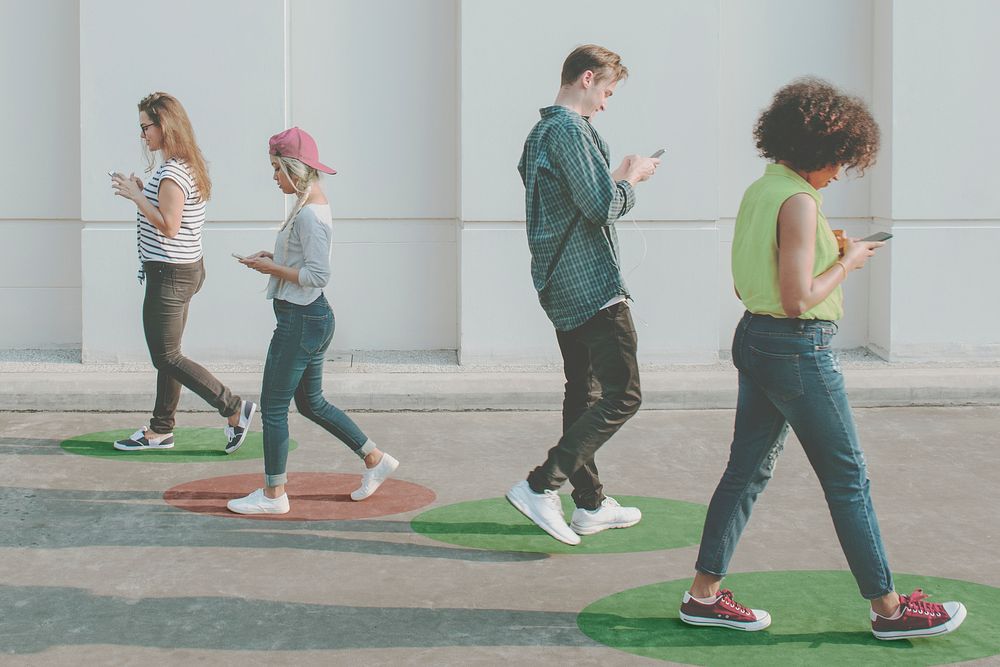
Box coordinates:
[261,294,372,487]
[695,311,893,600]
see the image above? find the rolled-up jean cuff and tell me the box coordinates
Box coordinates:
[265,472,288,488]
[356,438,376,459]
[861,585,895,601]
[694,563,726,578]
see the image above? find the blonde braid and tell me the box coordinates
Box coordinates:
[274,157,319,287]
[281,186,311,267]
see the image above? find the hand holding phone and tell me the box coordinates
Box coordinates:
[650,148,665,158]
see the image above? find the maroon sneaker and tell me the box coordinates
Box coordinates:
[680,589,771,631]
[871,589,967,640]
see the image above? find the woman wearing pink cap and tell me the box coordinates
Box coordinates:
[227,127,398,515]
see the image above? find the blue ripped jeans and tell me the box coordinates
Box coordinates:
[695,311,894,600]
[261,294,373,487]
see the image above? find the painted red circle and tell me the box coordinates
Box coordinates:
[163,472,436,521]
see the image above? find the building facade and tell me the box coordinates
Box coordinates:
[2,0,997,363]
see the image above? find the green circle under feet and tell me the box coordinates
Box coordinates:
[60,428,297,462]
[577,570,1000,665]
[410,495,706,554]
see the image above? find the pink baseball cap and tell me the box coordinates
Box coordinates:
[268,127,337,174]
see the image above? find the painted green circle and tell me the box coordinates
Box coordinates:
[60,428,297,462]
[411,495,706,554]
[577,571,1000,665]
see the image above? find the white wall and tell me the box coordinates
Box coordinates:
[717,0,877,351]
[290,0,459,351]
[719,0,874,220]
[6,0,1000,362]
[873,0,1000,359]
[0,0,80,348]
[79,0,286,222]
[460,0,719,223]
[291,0,458,220]
[890,0,1000,221]
[75,0,458,360]
[459,0,720,363]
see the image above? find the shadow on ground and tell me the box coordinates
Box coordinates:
[0,585,591,653]
[0,486,545,563]
[0,437,64,455]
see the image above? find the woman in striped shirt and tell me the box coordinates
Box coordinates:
[110,92,256,454]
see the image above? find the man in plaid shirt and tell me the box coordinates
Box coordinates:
[507,45,660,545]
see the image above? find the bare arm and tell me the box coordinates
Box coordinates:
[777,193,882,318]
[152,178,184,238]
[112,173,183,238]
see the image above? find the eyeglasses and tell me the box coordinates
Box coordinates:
[140,122,157,136]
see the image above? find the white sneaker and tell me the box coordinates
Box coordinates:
[505,480,581,546]
[350,453,399,501]
[113,427,175,451]
[226,488,290,515]
[570,496,642,535]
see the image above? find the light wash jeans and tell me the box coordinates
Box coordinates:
[261,294,373,487]
[695,311,894,600]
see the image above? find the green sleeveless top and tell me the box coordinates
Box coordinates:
[731,163,843,321]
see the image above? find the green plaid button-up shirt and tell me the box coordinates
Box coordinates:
[518,106,636,331]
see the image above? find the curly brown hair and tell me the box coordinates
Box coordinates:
[754,77,880,175]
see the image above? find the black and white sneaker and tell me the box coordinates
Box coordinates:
[224,400,257,454]
[113,427,175,451]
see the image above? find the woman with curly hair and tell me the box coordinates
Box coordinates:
[677,78,966,640]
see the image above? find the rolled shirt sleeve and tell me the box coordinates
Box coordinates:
[550,122,635,225]
[295,213,332,288]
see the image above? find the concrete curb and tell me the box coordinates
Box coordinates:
[3,366,1000,411]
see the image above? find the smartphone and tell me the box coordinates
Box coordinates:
[650,148,666,158]
[861,232,893,243]
[231,252,246,260]
[108,171,117,178]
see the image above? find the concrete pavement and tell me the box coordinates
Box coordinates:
[1,407,998,664]
[3,351,1000,411]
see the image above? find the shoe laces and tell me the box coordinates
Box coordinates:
[901,589,945,617]
[601,497,622,509]
[717,589,751,615]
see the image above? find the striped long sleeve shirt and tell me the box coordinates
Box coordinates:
[518,105,635,331]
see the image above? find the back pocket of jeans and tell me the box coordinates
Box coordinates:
[747,344,804,402]
[299,314,331,355]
